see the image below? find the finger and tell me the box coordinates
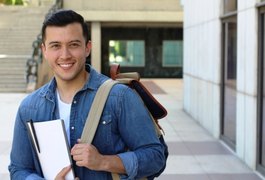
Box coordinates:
[71,143,90,155]
[60,165,71,175]
[75,160,85,167]
[55,165,71,179]
[72,154,84,161]
[71,144,84,155]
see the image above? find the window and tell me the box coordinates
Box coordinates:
[108,40,145,67]
[162,40,183,67]
[224,0,237,14]
[257,5,265,176]
[221,0,237,150]
[102,27,183,78]
[221,19,237,149]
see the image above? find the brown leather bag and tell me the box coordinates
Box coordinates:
[110,63,168,132]
[110,63,168,179]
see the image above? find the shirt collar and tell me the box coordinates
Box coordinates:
[39,64,108,100]
[82,65,107,91]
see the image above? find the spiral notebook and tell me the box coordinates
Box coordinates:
[26,119,75,180]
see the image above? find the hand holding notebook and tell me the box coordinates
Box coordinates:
[26,119,75,180]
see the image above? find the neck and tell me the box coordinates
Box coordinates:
[56,72,89,104]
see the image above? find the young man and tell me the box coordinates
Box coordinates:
[8,10,165,179]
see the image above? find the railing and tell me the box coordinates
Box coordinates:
[26,0,63,92]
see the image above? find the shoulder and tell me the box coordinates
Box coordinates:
[110,82,134,97]
[89,67,132,95]
[20,81,53,110]
[108,82,142,107]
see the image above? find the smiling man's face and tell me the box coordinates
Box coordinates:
[42,22,91,83]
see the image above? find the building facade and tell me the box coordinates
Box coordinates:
[183,0,265,177]
[63,0,183,78]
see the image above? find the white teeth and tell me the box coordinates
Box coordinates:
[59,63,72,68]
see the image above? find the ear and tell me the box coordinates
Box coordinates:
[85,41,92,57]
[41,43,47,59]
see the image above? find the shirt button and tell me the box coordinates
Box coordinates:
[71,126,75,130]
[102,121,106,124]
[73,100,77,104]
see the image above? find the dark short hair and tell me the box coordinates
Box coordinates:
[41,9,89,44]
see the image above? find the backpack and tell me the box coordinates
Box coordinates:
[110,63,168,178]
[81,63,168,179]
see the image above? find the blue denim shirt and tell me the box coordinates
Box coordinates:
[8,66,165,180]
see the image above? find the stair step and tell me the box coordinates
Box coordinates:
[0,63,27,66]
[0,59,26,62]
[0,77,29,83]
[0,86,27,93]
[0,59,26,63]
[0,81,26,85]
[0,83,26,87]
[0,77,26,84]
[0,72,25,76]
[0,73,25,77]
[0,75,26,81]
[0,72,26,76]
[0,5,50,93]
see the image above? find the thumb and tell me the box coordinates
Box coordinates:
[55,165,71,180]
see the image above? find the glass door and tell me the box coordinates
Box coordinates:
[221,17,237,149]
[101,27,183,78]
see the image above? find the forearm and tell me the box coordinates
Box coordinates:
[117,146,165,179]
[9,165,43,180]
[99,154,126,174]
[9,111,43,179]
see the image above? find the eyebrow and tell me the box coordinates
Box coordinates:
[47,40,82,46]
[48,41,60,46]
[69,40,82,44]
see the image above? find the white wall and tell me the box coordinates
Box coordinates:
[183,0,259,170]
[183,0,222,138]
[236,0,258,169]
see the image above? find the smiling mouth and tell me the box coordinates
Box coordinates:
[58,63,74,69]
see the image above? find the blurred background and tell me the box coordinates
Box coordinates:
[1,0,265,180]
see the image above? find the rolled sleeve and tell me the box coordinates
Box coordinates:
[117,151,138,179]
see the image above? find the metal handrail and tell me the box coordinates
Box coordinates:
[26,0,63,92]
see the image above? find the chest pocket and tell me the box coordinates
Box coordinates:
[92,112,113,152]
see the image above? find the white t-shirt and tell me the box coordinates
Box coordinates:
[56,90,71,144]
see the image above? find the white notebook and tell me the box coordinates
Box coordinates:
[26,119,75,180]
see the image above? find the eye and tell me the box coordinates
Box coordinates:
[49,44,61,49]
[69,43,80,48]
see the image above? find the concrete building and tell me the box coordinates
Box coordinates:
[182,0,265,177]
[63,0,183,78]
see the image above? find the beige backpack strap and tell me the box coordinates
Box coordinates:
[80,79,122,179]
[80,79,118,144]
[80,78,147,180]
[111,173,120,180]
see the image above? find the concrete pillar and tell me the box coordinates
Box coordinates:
[90,22,101,72]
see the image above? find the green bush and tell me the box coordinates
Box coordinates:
[14,0,23,5]
[4,0,24,5]
[4,0,13,5]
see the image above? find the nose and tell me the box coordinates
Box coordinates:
[60,46,72,59]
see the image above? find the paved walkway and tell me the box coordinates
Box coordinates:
[0,79,264,180]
